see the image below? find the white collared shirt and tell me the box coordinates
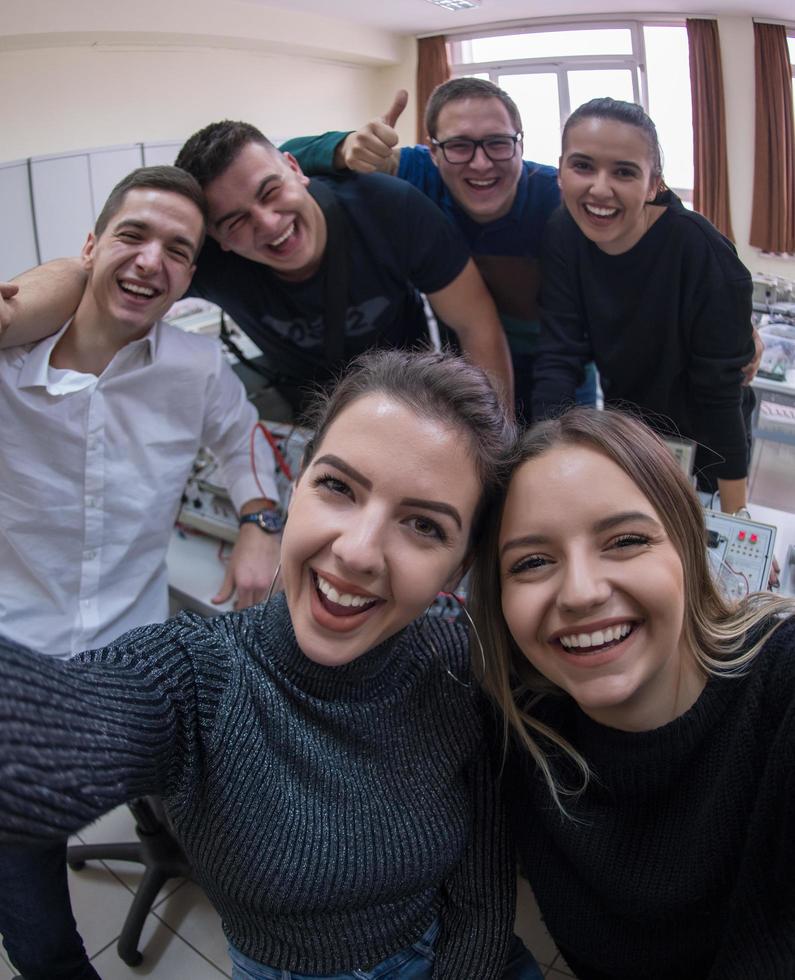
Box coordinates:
[0,320,277,657]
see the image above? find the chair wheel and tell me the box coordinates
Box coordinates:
[68,860,86,870]
[121,950,143,967]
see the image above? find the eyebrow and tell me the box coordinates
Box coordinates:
[500,510,660,558]
[312,455,462,529]
[114,219,198,256]
[566,152,642,171]
[400,498,462,530]
[214,175,280,231]
[312,454,372,491]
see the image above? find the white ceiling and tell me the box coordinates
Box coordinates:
[240,0,793,35]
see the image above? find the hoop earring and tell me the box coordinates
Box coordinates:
[264,562,282,606]
[421,592,488,689]
[440,591,487,682]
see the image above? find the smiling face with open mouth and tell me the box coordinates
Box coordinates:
[498,444,704,732]
[280,393,482,667]
[558,116,663,256]
[431,96,524,224]
[205,141,326,282]
[81,187,203,338]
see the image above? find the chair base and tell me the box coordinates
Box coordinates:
[67,799,191,967]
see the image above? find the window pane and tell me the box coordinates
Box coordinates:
[644,26,694,192]
[568,69,635,111]
[498,73,562,166]
[787,35,795,64]
[466,28,632,63]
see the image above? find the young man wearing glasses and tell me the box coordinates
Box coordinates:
[282,77,575,419]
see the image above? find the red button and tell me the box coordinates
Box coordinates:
[738,531,746,540]
[750,534,758,543]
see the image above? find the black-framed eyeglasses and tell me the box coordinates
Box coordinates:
[430,133,523,164]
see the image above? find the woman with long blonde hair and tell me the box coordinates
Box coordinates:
[471,407,795,980]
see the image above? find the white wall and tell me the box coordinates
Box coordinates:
[719,15,795,279]
[0,47,380,160]
[0,0,409,160]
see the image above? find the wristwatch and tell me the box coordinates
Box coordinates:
[732,507,752,520]
[239,503,285,534]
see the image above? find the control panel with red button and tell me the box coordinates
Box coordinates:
[704,511,777,600]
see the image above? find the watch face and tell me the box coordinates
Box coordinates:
[257,508,285,534]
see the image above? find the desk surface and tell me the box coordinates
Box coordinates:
[167,529,233,617]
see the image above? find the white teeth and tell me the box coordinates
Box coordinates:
[584,204,618,217]
[315,573,376,609]
[559,623,632,651]
[120,281,155,297]
[468,179,496,187]
[270,223,295,248]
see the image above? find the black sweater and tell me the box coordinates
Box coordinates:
[0,594,514,978]
[506,618,795,979]
[533,195,755,481]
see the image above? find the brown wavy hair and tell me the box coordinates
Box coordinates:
[470,407,794,810]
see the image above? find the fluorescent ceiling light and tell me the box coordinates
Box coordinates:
[424,0,482,10]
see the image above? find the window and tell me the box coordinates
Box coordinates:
[449,21,694,201]
[789,31,795,106]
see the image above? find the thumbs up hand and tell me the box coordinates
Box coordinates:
[337,90,409,174]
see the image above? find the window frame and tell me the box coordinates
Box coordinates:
[447,18,695,201]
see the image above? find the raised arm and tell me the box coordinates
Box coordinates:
[282,90,407,177]
[426,259,514,411]
[0,258,86,349]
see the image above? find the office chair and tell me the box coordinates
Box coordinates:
[67,797,191,966]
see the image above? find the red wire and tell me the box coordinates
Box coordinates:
[249,421,293,499]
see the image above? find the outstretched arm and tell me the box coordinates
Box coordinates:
[0,627,201,840]
[0,258,86,349]
[426,259,514,412]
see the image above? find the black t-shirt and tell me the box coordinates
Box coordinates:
[533,193,755,481]
[189,173,470,391]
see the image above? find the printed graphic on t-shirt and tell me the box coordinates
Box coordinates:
[259,297,392,349]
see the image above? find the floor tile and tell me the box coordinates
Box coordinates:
[153,880,230,974]
[90,912,229,978]
[67,859,146,960]
[515,874,560,968]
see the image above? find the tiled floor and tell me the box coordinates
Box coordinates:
[2,439,791,980]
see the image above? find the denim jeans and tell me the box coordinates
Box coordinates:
[0,838,100,980]
[229,921,543,980]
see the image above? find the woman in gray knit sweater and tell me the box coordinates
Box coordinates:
[0,349,541,980]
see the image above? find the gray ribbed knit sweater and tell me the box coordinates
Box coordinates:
[0,594,513,978]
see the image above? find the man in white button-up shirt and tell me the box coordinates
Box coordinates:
[0,166,281,980]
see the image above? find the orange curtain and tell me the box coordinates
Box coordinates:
[416,36,451,145]
[750,22,795,254]
[686,19,735,240]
